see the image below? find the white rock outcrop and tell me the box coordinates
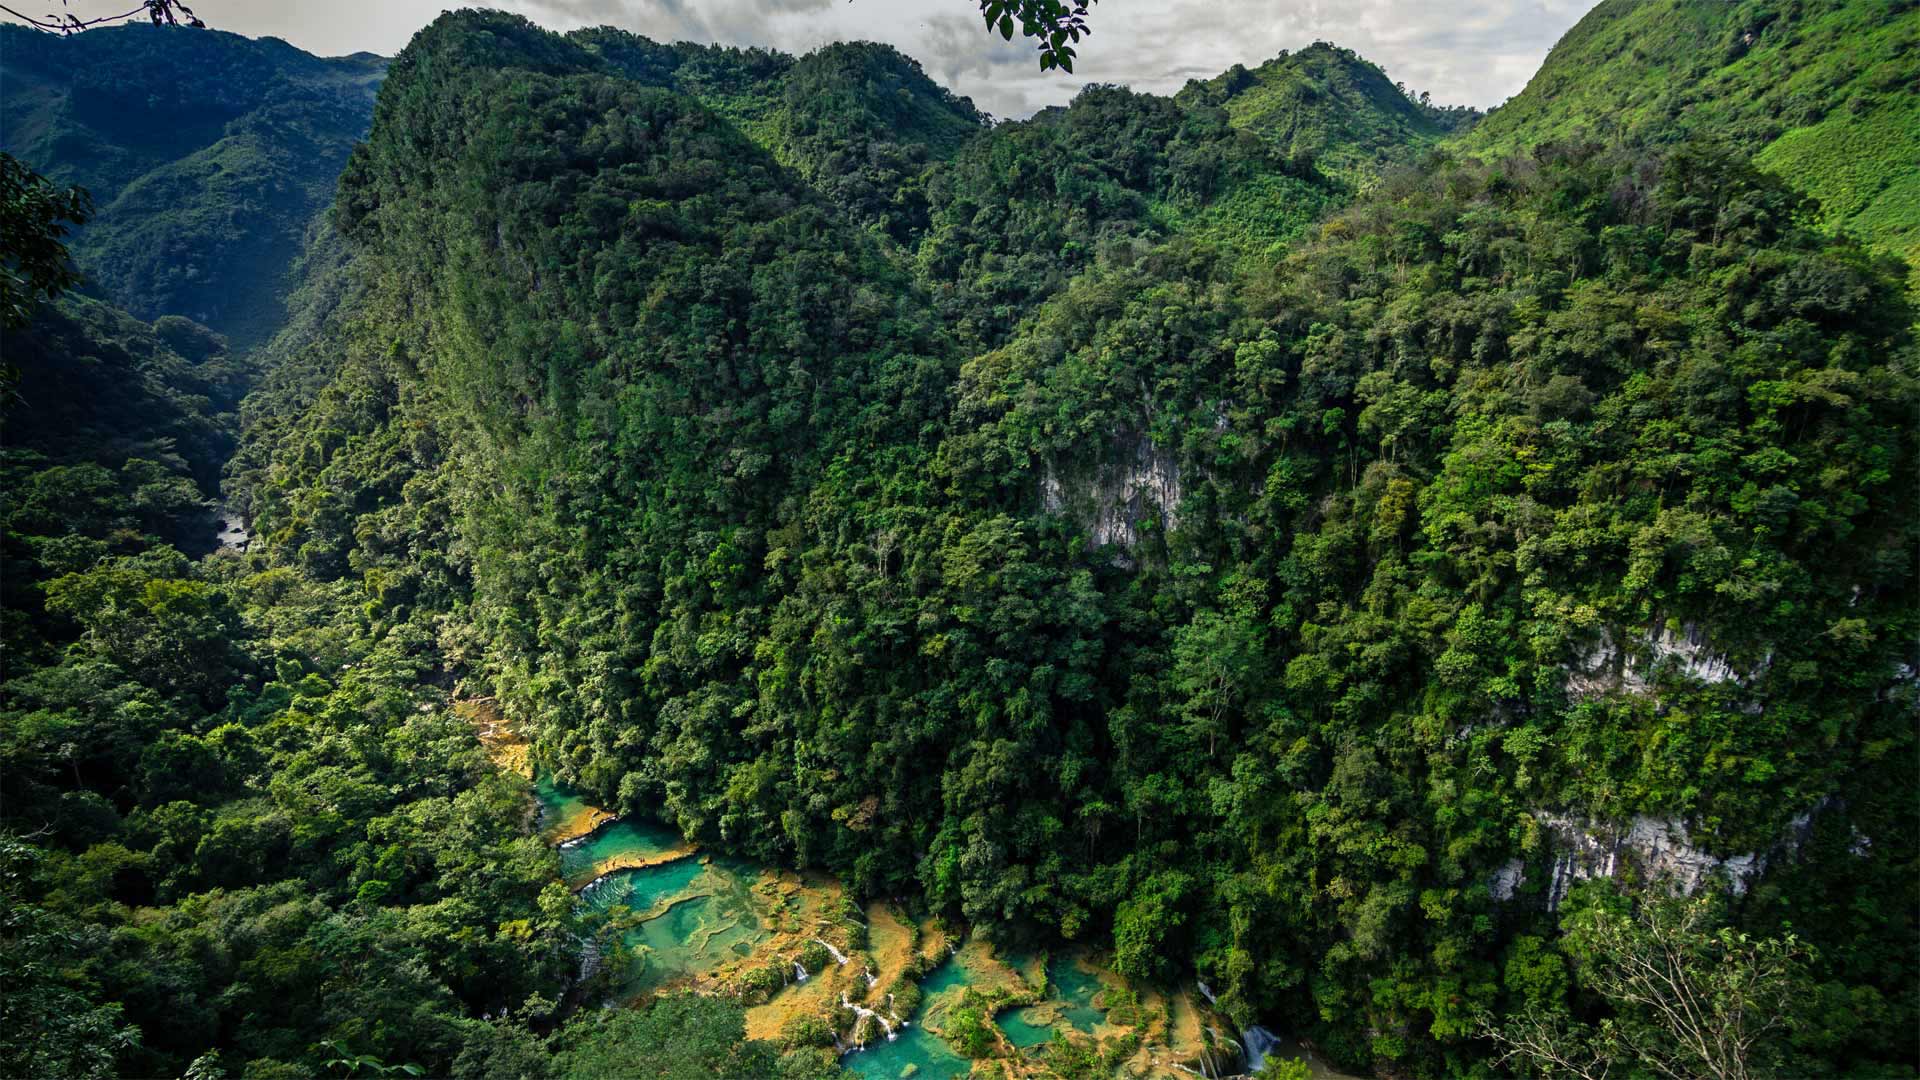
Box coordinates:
[1564,622,1757,698]
[1039,432,1183,549]
[1529,812,1765,910]
[1489,858,1526,901]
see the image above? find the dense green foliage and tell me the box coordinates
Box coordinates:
[0,151,92,328]
[0,292,572,1076]
[1461,0,1920,277]
[0,285,801,1080]
[3,5,1916,1079]
[234,11,1917,1077]
[1176,41,1477,184]
[0,23,384,347]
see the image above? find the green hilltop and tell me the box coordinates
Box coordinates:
[1177,40,1477,182]
[1461,0,1920,274]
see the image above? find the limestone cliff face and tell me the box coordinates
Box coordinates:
[1490,807,1826,910]
[1564,621,1762,698]
[1040,431,1183,550]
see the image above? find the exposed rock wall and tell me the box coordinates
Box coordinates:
[1040,431,1183,549]
[1496,807,1828,910]
[1564,622,1759,698]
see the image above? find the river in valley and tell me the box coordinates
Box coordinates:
[481,704,1340,1080]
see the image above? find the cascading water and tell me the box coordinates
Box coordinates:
[794,960,810,983]
[839,990,896,1046]
[1197,980,1217,1005]
[1242,1026,1281,1074]
[575,935,602,982]
[814,938,850,965]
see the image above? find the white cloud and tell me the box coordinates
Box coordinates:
[15,0,1599,115]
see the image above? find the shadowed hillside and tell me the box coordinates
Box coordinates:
[0,24,384,346]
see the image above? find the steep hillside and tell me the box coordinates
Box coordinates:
[0,24,384,346]
[1461,0,1919,271]
[239,12,1915,1077]
[3,9,1916,1080]
[1175,41,1474,183]
[918,82,1335,344]
[1,298,247,664]
[573,31,987,240]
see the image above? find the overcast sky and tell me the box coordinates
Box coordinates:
[20,0,1598,118]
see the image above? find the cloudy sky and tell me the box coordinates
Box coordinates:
[20,0,1597,118]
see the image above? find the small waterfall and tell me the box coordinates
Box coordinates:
[1243,1026,1282,1074]
[863,966,878,988]
[1197,980,1217,1004]
[839,991,895,1046]
[814,938,850,965]
[559,815,623,849]
[793,960,809,983]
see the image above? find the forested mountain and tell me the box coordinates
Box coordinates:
[2,4,1915,1080]
[1176,41,1476,182]
[0,24,384,347]
[578,34,989,241]
[1462,0,1919,275]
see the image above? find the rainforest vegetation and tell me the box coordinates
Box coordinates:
[1,1,1915,1078]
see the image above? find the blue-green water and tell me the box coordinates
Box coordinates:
[991,954,1109,1047]
[578,856,706,917]
[582,855,770,993]
[917,954,973,1002]
[997,1005,1057,1048]
[844,1023,972,1080]
[1049,957,1105,1032]
[533,769,598,839]
[846,953,976,1080]
[540,766,768,997]
[558,816,687,882]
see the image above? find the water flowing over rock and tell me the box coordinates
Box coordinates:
[575,934,601,983]
[1242,1026,1281,1074]
[793,960,809,982]
[839,990,896,1047]
[215,513,250,552]
[814,937,850,965]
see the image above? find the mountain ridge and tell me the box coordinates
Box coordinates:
[1459,0,1919,273]
[0,23,385,347]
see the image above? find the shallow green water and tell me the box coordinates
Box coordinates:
[579,855,772,993]
[991,954,1107,1048]
[577,856,706,916]
[533,770,596,835]
[847,953,976,1080]
[917,954,973,1003]
[557,816,686,882]
[537,766,772,995]
[997,1005,1057,1048]
[1048,957,1105,1032]
[844,1023,972,1080]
